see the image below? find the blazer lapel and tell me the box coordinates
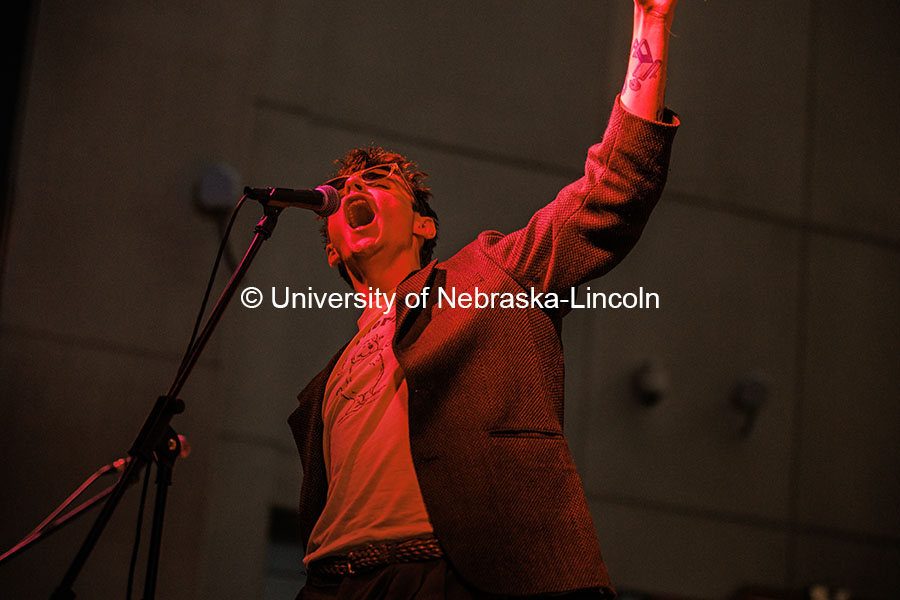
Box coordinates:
[394,260,438,343]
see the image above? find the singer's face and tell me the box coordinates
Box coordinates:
[324,168,434,281]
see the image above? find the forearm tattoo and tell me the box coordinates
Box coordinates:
[628,38,661,91]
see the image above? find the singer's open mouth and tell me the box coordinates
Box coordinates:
[345,197,375,229]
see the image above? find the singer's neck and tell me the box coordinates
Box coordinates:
[346,253,421,297]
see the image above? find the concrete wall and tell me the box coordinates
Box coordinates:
[2,1,898,598]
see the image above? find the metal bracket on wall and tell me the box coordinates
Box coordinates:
[731,373,771,437]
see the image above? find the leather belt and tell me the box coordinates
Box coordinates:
[308,537,444,577]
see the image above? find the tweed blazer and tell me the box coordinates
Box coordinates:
[289,99,678,596]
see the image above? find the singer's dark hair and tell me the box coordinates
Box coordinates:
[320,146,439,286]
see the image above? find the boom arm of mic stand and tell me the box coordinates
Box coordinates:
[51,207,282,600]
[0,463,127,567]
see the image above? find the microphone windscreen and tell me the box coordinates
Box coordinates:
[315,185,341,217]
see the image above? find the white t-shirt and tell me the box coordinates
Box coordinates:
[303,304,433,564]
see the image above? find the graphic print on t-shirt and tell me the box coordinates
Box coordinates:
[331,314,393,426]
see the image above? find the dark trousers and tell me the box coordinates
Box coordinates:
[297,559,607,600]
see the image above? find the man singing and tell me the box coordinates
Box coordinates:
[289,1,680,597]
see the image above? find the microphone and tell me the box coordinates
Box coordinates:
[243,184,340,216]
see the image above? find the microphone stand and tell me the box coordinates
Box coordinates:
[51,206,282,600]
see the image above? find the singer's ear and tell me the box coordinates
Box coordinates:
[326,243,342,268]
[413,214,436,241]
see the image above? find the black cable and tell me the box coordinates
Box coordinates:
[126,463,152,600]
[177,194,248,379]
[120,196,248,596]
[215,211,240,273]
[127,195,248,596]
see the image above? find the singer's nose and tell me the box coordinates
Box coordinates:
[345,174,367,194]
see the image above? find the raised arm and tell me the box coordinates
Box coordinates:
[477,1,680,296]
[621,0,678,122]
